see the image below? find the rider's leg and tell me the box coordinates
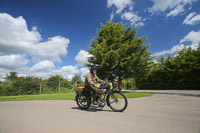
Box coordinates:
[85,86,99,105]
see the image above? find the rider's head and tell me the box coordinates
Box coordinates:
[90,66,96,75]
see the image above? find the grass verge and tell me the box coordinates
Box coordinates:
[0,92,151,101]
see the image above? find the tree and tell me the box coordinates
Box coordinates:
[6,71,18,81]
[143,43,200,90]
[46,75,63,92]
[71,74,82,84]
[71,74,84,90]
[87,21,152,89]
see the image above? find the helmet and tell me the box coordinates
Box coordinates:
[90,66,96,73]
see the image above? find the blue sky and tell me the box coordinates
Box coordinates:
[0,0,200,80]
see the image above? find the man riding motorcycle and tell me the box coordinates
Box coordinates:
[84,66,106,105]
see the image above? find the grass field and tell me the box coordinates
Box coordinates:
[0,92,151,101]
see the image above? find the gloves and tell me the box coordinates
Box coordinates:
[94,83,100,88]
[109,83,113,89]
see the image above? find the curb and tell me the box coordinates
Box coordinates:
[122,90,200,97]
[144,92,200,97]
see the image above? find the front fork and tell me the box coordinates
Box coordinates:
[106,89,120,106]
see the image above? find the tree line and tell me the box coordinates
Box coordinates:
[0,73,84,96]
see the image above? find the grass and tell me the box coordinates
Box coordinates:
[0,92,151,101]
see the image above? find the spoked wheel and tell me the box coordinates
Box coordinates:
[108,91,128,112]
[76,93,91,110]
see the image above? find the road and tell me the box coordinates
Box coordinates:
[0,94,200,133]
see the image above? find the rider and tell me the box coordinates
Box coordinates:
[85,66,106,105]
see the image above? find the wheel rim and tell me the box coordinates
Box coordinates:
[78,95,89,107]
[109,92,126,111]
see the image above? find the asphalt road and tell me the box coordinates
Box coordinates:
[0,94,200,133]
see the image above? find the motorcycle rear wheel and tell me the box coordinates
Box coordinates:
[76,93,91,110]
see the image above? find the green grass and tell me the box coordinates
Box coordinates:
[0,92,151,101]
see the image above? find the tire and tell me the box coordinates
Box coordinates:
[76,93,91,110]
[108,91,128,112]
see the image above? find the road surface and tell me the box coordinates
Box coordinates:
[0,94,200,133]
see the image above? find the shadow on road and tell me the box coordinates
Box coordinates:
[71,105,114,112]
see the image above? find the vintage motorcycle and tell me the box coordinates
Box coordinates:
[75,83,128,112]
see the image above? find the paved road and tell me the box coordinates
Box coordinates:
[0,94,200,133]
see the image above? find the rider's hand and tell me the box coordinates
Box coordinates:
[94,83,100,88]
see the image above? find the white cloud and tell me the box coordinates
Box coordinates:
[153,44,185,57]
[75,50,92,66]
[0,13,75,80]
[107,0,133,14]
[153,29,200,57]
[28,65,80,81]
[110,12,115,21]
[107,0,145,27]
[30,60,55,72]
[0,54,29,70]
[58,65,79,80]
[183,12,200,25]
[121,12,145,27]
[80,67,89,81]
[0,13,69,62]
[166,4,185,17]
[180,29,200,49]
[148,0,198,17]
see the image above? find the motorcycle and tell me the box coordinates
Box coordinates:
[75,83,128,112]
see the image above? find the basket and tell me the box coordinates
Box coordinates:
[76,87,84,92]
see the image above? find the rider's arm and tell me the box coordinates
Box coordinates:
[95,75,105,83]
[86,73,95,87]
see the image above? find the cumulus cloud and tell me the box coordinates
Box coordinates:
[30,60,55,72]
[153,44,185,57]
[166,4,185,17]
[153,29,200,57]
[0,13,69,62]
[80,67,89,81]
[29,65,79,80]
[75,50,92,66]
[0,54,29,70]
[107,0,133,14]
[0,13,74,80]
[183,12,200,25]
[148,0,198,17]
[107,0,145,27]
[180,29,200,49]
[121,12,145,27]
[58,65,79,80]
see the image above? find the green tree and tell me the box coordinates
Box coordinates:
[144,43,200,90]
[6,71,18,81]
[87,21,152,89]
[71,74,82,84]
[46,75,63,92]
[71,74,84,88]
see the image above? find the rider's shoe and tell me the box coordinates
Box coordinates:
[93,101,99,105]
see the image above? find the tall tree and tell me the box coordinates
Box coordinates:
[87,21,152,88]
[6,71,18,81]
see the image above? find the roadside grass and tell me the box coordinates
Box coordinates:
[0,92,151,101]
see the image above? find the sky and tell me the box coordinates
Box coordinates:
[0,0,200,81]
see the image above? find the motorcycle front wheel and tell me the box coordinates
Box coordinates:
[108,91,128,112]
